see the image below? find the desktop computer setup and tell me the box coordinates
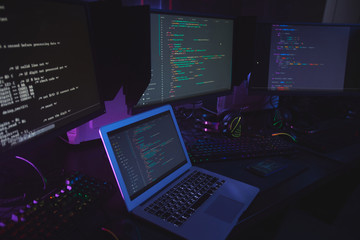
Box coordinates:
[249,22,360,152]
[1,0,360,239]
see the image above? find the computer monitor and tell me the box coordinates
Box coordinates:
[0,0,104,159]
[134,11,234,110]
[249,22,360,95]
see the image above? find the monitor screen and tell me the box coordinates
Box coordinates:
[249,22,360,95]
[0,0,104,157]
[135,12,234,109]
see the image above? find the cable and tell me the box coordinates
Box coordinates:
[101,227,120,240]
[201,106,217,115]
[230,116,242,138]
[0,206,20,220]
[15,156,47,190]
[272,133,297,142]
[58,135,70,144]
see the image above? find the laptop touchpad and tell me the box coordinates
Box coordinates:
[204,195,245,223]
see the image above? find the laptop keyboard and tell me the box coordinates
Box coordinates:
[144,170,225,227]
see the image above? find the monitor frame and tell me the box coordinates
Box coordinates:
[0,0,105,160]
[248,21,360,96]
[132,9,236,113]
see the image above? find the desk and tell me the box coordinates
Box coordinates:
[54,135,360,240]
[4,124,358,240]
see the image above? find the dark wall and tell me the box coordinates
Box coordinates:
[122,0,327,22]
[240,0,326,22]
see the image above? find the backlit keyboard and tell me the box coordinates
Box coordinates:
[187,135,297,163]
[0,172,113,240]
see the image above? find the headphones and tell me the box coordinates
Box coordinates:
[220,111,243,137]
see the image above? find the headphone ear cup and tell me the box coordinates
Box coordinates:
[272,109,283,129]
[220,112,242,137]
[220,112,232,134]
[218,111,231,134]
[229,116,242,138]
[272,108,292,129]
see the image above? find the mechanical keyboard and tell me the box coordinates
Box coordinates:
[187,135,297,163]
[0,172,113,240]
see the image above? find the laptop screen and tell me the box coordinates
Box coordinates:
[107,110,188,200]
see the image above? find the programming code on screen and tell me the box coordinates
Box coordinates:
[268,24,350,91]
[108,112,186,199]
[137,13,233,106]
[0,1,101,151]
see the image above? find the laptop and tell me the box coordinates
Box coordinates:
[99,105,259,240]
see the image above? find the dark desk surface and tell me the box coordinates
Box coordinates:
[2,106,359,239]
[49,135,360,240]
[5,123,358,240]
